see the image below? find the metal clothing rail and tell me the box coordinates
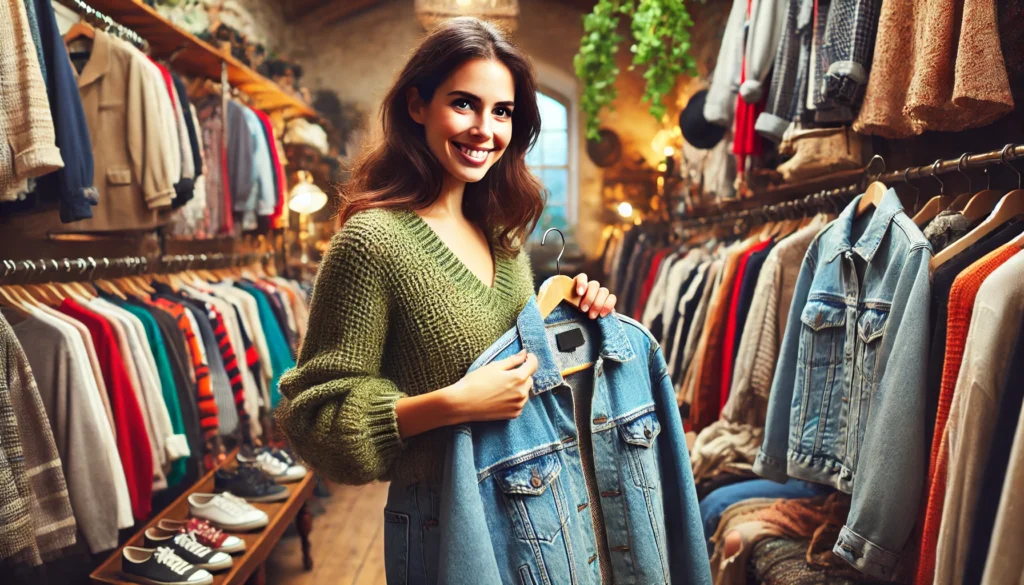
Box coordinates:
[0,252,274,282]
[67,0,146,47]
[681,142,1024,229]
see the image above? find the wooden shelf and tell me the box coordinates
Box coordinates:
[66,0,316,119]
[90,453,316,585]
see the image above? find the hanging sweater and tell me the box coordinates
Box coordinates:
[276,208,535,485]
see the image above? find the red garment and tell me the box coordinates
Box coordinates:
[634,248,671,320]
[720,238,772,412]
[148,58,178,110]
[732,0,765,173]
[249,108,287,228]
[220,143,234,235]
[59,298,153,520]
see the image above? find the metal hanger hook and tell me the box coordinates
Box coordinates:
[957,153,973,192]
[931,160,945,195]
[541,227,566,276]
[1000,143,1021,189]
[904,167,921,212]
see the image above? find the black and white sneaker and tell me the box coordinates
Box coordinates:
[215,465,289,502]
[143,530,233,571]
[238,448,307,483]
[122,546,214,585]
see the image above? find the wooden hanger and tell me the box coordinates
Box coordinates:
[912,164,954,227]
[536,228,584,318]
[930,145,1024,270]
[63,21,95,44]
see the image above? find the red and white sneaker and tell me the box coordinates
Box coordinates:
[156,518,246,554]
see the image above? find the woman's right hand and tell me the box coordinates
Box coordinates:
[445,349,539,424]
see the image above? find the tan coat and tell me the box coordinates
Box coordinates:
[25,30,176,234]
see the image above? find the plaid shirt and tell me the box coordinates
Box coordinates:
[819,0,881,108]
[757,0,814,141]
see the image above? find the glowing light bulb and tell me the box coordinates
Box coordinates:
[617,202,633,218]
[664,146,675,157]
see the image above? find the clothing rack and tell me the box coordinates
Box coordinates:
[0,252,275,283]
[67,0,146,47]
[680,143,1024,229]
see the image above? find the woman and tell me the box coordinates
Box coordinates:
[276,17,616,583]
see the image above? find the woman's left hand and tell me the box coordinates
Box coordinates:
[573,273,617,320]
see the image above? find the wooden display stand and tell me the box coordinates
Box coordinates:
[90,453,316,585]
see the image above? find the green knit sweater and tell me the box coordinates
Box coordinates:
[276,208,535,485]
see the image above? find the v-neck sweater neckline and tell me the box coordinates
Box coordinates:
[396,209,518,301]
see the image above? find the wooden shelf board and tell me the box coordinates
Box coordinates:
[90,452,316,585]
[69,0,315,118]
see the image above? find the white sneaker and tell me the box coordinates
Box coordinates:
[238,450,307,483]
[187,493,269,531]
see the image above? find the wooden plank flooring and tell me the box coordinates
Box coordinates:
[266,481,390,585]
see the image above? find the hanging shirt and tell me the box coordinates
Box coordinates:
[58,298,152,520]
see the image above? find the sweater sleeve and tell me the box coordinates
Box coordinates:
[276,227,406,485]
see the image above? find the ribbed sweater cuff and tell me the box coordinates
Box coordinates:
[365,391,407,457]
[14,145,64,179]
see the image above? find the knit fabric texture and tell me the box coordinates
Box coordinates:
[276,208,535,485]
[915,243,1019,585]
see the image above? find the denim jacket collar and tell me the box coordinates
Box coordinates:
[517,295,636,394]
[821,187,903,264]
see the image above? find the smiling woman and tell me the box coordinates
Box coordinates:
[275,16,617,585]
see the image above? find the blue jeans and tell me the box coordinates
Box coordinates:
[699,478,833,555]
[384,482,441,585]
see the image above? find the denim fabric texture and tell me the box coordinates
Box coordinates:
[698,478,833,556]
[754,188,931,581]
[438,295,711,585]
[384,481,443,585]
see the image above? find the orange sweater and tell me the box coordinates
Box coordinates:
[914,243,1020,585]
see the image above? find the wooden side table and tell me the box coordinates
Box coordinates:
[90,454,315,585]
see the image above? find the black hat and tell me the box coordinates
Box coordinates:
[679,90,726,149]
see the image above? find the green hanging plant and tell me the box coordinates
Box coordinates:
[573,0,629,140]
[574,0,697,139]
[629,0,697,123]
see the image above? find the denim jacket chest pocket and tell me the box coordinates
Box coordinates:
[495,452,570,543]
[799,300,847,368]
[619,411,662,490]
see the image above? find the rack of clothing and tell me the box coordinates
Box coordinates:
[608,142,1024,583]
[0,252,308,568]
[0,0,292,237]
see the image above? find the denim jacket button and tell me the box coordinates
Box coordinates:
[530,475,542,488]
[644,427,652,439]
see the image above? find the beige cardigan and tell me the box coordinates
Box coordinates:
[0,0,64,200]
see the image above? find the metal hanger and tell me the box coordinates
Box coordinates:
[536,227,584,318]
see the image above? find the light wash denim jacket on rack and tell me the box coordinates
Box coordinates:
[754,188,931,581]
[437,295,711,585]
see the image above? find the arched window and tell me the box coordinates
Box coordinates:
[527,90,575,241]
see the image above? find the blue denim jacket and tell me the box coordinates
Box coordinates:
[754,188,931,581]
[438,296,711,585]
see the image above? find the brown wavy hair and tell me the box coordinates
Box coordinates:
[339,17,545,257]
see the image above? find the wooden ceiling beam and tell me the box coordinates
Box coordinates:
[287,0,383,24]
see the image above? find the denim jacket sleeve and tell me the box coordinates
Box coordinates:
[438,427,503,585]
[649,342,714,585]
[833,244,930,580]
[753,241,818,482]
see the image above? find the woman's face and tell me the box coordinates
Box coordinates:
[408,58,515,185]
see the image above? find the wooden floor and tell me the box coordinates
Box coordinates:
[266,481,390,585]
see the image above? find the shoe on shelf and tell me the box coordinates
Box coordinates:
[157,518,246,554]
[216,464,289,502]
[143,529,233,571]
[187,492,269,531]
[121,546,213,585]
[238,448,307,483]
